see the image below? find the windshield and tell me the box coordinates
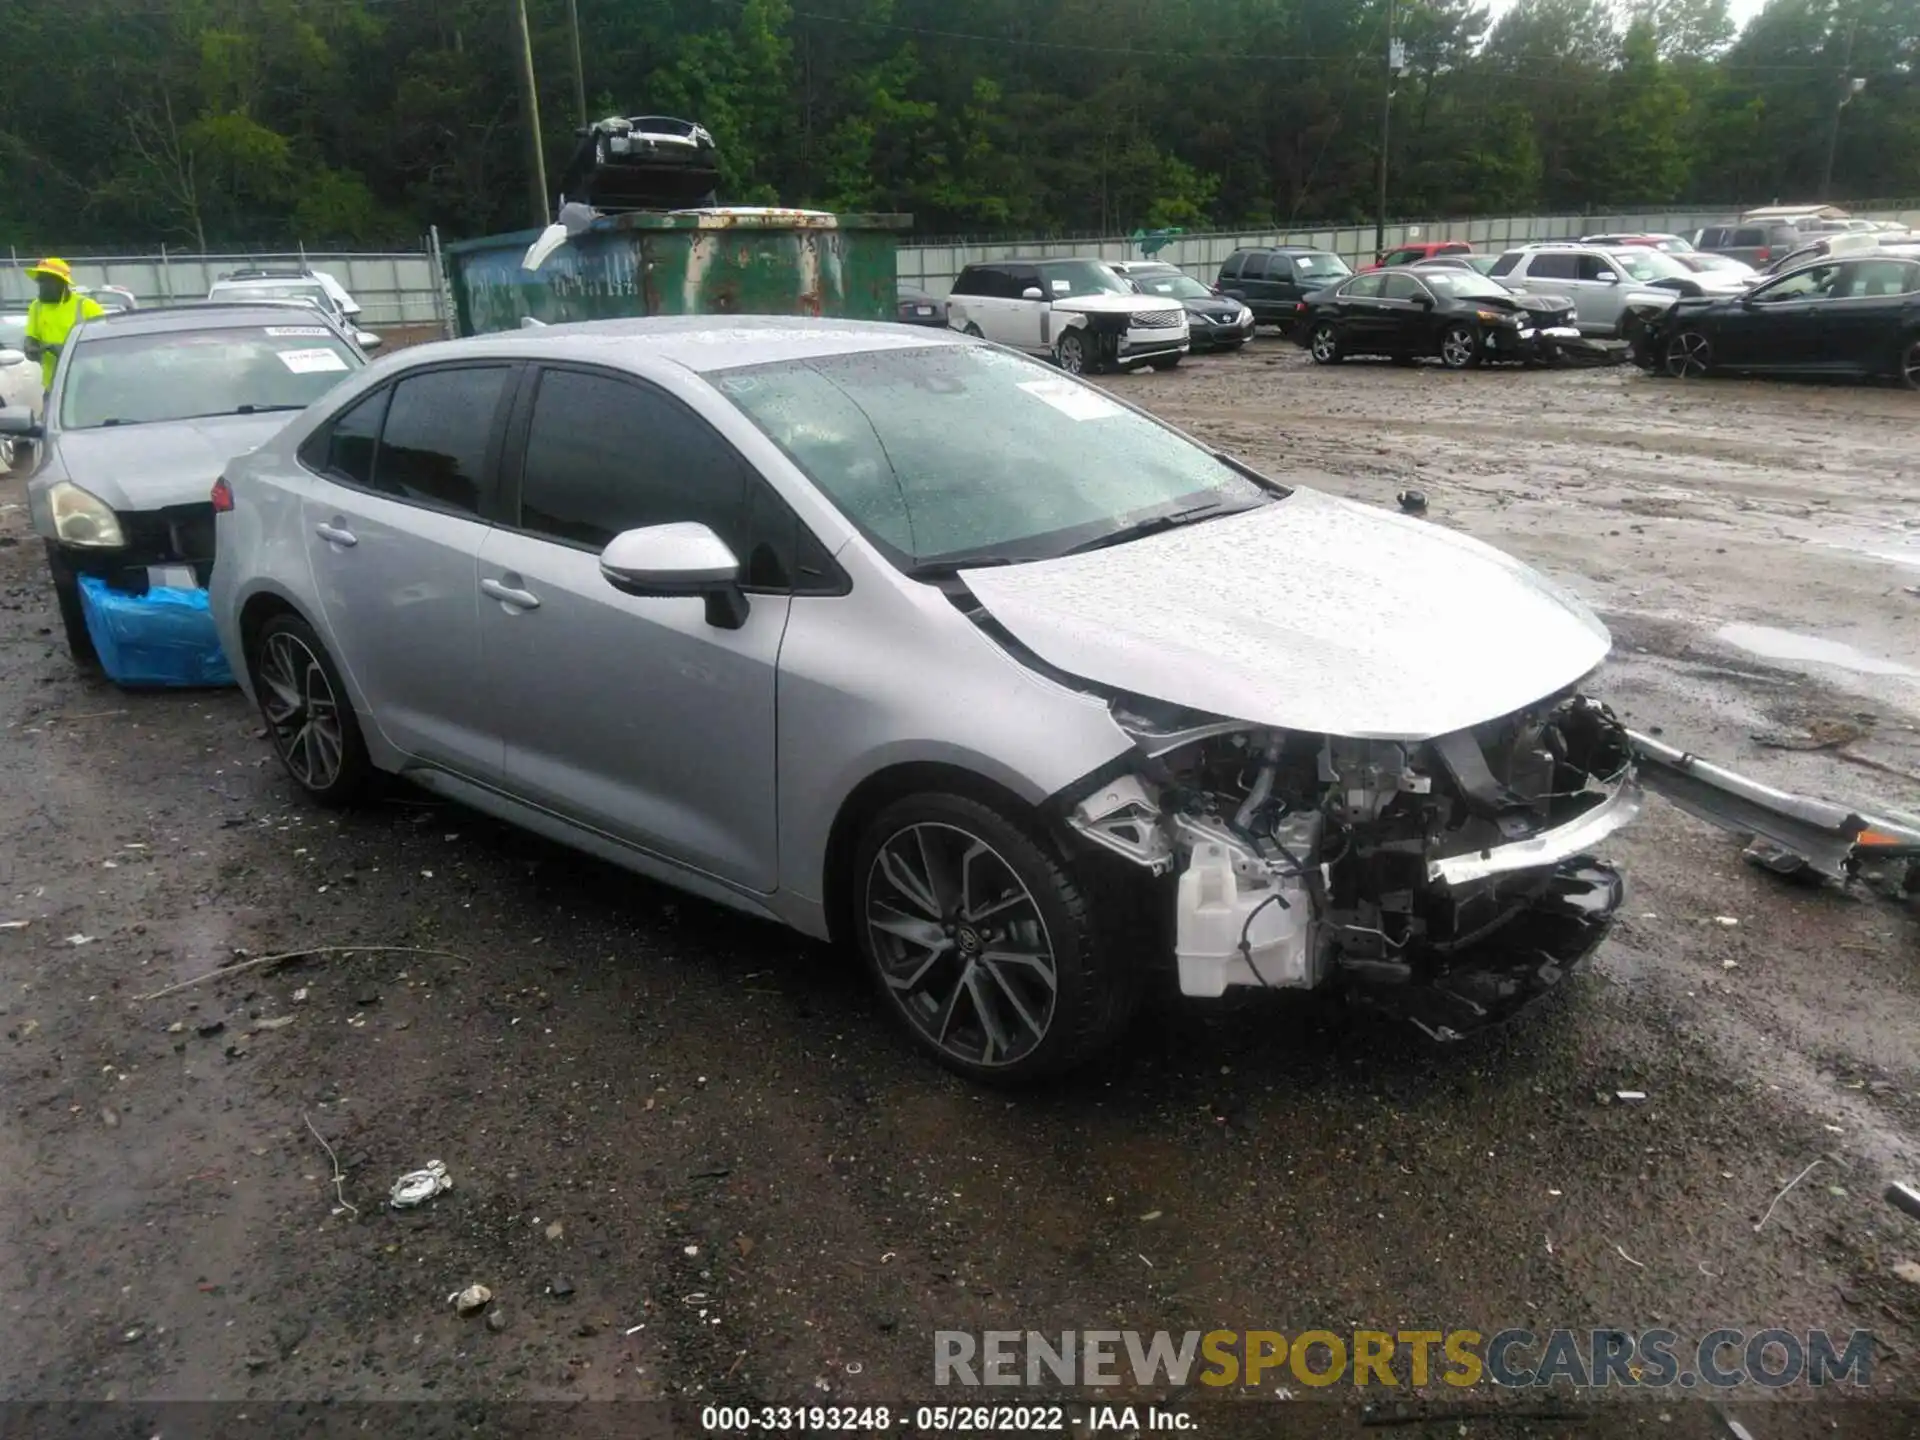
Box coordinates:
[1037,260,1131,299]
[1128,268,1212,300]
[1612,250,1690,282]
[213,282,333,312]
[1295,252,1351,279]
[716,345,1275,569]
[1417,271,1511,300]
[59,325,361,430]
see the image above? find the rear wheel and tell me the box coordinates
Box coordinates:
[249,612,372,806]
[43,542,97,666]
[1665,330,1713,379]
[1308,322,1343,365]
[1439,324,1482,370]
[853,792,1140,1085]
[1901,335,1920,391]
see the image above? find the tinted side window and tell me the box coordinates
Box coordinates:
[370,366,510,514]
[1239,254,1268,280]
[1489,253,1520,277]
[301,386,389,487]
[1842,259,1917,297]
[1734,228,1766,247]
[1219,253,1244,280]
[1576,254,1615,281]
[517,369,749,555]
[950,267,986,297]
[1008,266,1042,298]
[1527,254,1580,280]
[1380,273,1425,300]
[1342,274,1386,299]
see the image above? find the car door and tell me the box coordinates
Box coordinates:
[1005,265,1050,352]
[476,364,790,891]
[1235,253,1279,319]
[947,266,1004,341]
[1216,251,1248,307]
[1819,259,1919,373]
[1715,263,1841,369]
[1330,272,1390,349]
[1375,272,1431,353]
[299,362,516,780]
[1575,254,1629,331]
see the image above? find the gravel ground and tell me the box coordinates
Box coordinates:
[1,337,1917,1437]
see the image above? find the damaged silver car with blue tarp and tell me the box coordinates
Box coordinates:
[2,302,368,687]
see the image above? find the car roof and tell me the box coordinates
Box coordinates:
[72,302,350,339]
[433,315,966,373]
[1232,245,1331,254]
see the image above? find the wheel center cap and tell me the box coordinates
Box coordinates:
[955,924,983,956]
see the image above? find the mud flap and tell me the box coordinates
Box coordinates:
[1629,730,1920,895]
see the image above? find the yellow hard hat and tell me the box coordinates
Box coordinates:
[25,257,75,285]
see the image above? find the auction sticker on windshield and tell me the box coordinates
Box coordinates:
[276,348,350,374]
[265,326,331,338]
[1019,378,1123,422]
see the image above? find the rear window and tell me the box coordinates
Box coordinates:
[1735,229,1766,247]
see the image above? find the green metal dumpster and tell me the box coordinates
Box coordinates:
[443,208,912,337]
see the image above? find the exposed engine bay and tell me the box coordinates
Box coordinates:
[1066,688,1641,1038]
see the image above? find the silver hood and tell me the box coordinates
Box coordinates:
[46,412,290,512]
[961,487,1611,741]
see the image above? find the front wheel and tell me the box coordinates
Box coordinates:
[1901,335,1919,391]
[1308,322,1343,364]
[43,542,97,665]
[1054,330,1091,375]
[1665,330,1713,379]
[1439,324,1482,370]
[852,793,1140,1085]
[250,612,372,806]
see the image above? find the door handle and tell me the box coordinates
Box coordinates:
[314,521,357,547]
[481,577,541,611]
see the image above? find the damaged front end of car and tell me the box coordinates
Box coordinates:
[1064,688,1640,1040]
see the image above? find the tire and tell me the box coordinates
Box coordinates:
[1901,334,1920,392]
[248,611,372,806]
[1665,329,1713,380]
[1149,355,1181,371]
[852,792,1140,1085]
[1054,330,1091,376]
[43,541,97,666]
[1308,322,1343,365]
[1439,324,1482,370]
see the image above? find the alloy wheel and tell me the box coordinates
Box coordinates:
[864,822,1058,1070]
[1666,331,1712,379]
[1310,324,1339,363]
[1903,338,1920,391]
[1056,333,1087,375]
[1440,326,1478,369]
[257,630,346,791]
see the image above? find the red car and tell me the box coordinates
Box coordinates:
[1363,240,1471,272]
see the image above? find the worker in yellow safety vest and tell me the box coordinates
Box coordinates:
[24,257,105,391]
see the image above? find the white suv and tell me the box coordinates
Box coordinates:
[207,269,382,350]
[1488,245,1751,336]
[945,258,1189,374]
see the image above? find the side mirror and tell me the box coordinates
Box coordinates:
[0,348,25,368]
[1412,294,1435,309]
[0,405,44,438]
[599,522,749,629]
[1595,272,1620,284]
[354,329,383,351]
[1021,286,1045,301]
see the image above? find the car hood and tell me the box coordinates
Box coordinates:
[48,412,291,512]
[959,488,1610,741]
[1179,296,1248,321]
[1052,294,1182,317]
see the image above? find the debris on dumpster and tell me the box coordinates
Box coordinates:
[390,1159,452,1209]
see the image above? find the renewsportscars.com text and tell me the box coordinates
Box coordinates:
[933,1328,1873,1390]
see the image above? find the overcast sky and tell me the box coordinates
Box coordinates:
[1483,0,1771,31]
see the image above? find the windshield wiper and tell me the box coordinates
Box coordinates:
[906,554,1024,580]
[1057,501,1254,557]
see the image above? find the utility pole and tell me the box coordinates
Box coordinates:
[565,0,589,128]
[1375,0,1403,261]
[1819,18,1861,202]
[513,0,550,226]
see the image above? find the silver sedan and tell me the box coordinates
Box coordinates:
[210,318,1640,1083]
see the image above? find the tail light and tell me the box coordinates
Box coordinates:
[1756,247,1770,262]
[211,476,234,513]
[1295,301,1308,314]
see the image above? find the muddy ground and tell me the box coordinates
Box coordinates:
[1,339,1917,1438]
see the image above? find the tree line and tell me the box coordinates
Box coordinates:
[1,0,1915,253]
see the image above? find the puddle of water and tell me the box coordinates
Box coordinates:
[1715,623,1916,678]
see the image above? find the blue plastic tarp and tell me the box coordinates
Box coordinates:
[78,575,236,688]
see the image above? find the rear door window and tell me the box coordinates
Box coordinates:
[1839,259,1919,297]
[1341,274,1386,299]
[1240,254,1270,280]
[370,365,511,515]
[1526,253,1581,280]
[1219,253,1245,281]
[301,386,389,488]
[1734,228,1766,248]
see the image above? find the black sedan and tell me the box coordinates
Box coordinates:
[896,285,948,328]
[1296,268,1578,369]
[1637,252,1920,388]
[1109,261,1255,351]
